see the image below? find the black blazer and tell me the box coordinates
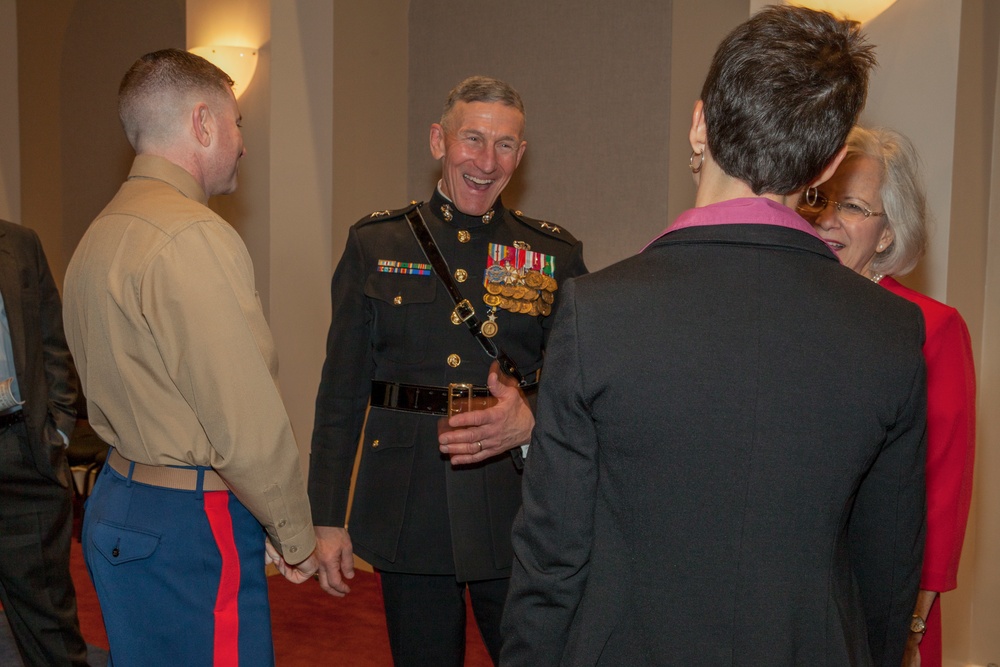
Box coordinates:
[0,220,77,487]
[502,223,927,666]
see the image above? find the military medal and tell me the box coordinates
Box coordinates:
[482,243,558,319]
[480,308,499,338]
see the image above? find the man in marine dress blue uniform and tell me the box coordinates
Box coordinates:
[309,75,587,666]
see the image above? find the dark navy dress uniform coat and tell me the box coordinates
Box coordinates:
[309,190,587,581]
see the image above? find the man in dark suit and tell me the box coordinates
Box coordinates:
[0,219,87,666]
[502,7,926,667]
[309,76,587,665]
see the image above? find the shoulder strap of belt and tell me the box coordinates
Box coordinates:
[404,206,525,384]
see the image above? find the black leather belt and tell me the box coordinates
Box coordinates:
[371,377,539,416]
[0,409,25,429]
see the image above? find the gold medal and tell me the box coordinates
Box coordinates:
[539,301,552,316]
[524,289,539,301]
[501,285,516,297]
[518,301,532,314]
[485,282,503,295]
[524,271,544,288]
[529,301,540,316]
[540,290,555,304]
[483,294,502,307]
[481,320,498,337]
[512,285,527,300]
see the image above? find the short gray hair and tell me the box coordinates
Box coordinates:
[440,76,525,130]
[846,126,928,277]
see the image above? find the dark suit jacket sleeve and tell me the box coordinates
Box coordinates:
[501,278,597,665]
[308,226,375,526]
[32,228,77,437]
[849,315,928,667]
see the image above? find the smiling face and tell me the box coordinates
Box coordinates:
[429,101,527,216]
[808,154,894,278]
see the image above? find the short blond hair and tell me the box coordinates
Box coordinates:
[118,48,234,151]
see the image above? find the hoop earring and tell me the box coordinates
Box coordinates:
[689,150,704,174]
[805,186,819,207]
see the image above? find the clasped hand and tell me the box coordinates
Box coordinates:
[437,360,535,465]
[264,540,319,585]
[265,526,357,598]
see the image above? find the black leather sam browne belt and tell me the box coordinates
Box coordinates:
[371,377,539,417]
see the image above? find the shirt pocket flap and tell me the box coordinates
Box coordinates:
[364,272,437,306]
[91,520,161,565]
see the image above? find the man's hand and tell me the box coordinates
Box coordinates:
[313,526,356,597]
[438,361,535,466]
[264,540,320,584]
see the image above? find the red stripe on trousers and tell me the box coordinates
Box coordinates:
[204,491,241,667]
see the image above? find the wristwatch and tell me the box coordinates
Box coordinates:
[910,614,927,634]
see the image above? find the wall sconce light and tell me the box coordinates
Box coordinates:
[189,45,258,99]
[789,1,898,23]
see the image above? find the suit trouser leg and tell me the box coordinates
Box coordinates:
[0,422,88,667]
[379,571,467,667]
[467,577,508,665]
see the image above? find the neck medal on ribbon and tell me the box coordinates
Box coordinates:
[480,242,557,337]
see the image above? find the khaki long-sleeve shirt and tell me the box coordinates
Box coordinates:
[64,154,315,563]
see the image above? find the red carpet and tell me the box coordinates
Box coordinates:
[70,540,493,666]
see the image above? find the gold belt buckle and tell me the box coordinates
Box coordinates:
[447,383,498,415]
[448,383,474,416]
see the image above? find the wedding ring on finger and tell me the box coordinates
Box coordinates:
[475,441,483,452]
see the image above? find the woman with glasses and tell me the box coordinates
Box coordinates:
[801,125,976,667]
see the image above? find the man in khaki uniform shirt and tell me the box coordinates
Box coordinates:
[63,49,316,666]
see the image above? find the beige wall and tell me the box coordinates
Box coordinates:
[16,0,185,287]
[332,0,409,235]
[863,0,963,302]
[0,0,19,223]
[947,4,999,664]
[667,1,751,226]
[269,0,335,476]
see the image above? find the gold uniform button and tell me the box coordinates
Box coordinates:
[393,295,403,305]
[447,354,461,367]
[455,269,468,282]
[372,439,380,448]
[457,230,471,243]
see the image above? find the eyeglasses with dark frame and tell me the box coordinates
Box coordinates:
[799,191,886,222]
